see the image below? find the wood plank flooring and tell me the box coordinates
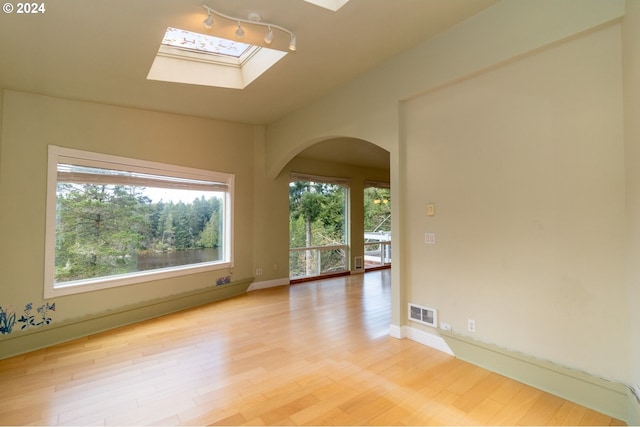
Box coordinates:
[0,271,626,425]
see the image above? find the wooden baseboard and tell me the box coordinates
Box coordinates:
[0,278,253,360]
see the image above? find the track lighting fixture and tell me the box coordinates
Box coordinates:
[289,34,297,51]
[203,12,213,30]
[264,26,274,44]
[235,22,245,38]
[202,4,297,51]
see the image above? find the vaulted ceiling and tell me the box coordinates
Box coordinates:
[0,0,497,167]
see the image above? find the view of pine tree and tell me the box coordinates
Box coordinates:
[197,201,221,249]
[55,184,223,283]
[289,181,346,277]
[289,181,345,247]
[55,184,151,282]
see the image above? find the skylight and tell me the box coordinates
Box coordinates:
[147,27,288,89]
[162,27,251,59]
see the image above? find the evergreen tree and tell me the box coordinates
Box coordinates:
[289,181,346,276]
[55,183,151,281]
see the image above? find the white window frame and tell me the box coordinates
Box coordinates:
[44,146,234,299]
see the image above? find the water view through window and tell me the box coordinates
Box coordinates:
[55,181,225,284]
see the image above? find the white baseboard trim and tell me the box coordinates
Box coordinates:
[403,325,455,356]
[247,278,290,292]
[389,323,404,339]
[388,323,454,356]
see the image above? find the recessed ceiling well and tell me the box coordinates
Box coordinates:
[147,27,287,89]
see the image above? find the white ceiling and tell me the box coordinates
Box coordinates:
[0,0,497,167]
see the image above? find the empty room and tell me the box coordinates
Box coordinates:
[1,0,639,425]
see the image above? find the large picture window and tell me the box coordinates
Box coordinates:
[44,146,234,298]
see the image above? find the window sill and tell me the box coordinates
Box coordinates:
[44,261,232,299]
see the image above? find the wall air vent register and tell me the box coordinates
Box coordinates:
[408,303,437,328]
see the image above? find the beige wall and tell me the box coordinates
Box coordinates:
[252,126,290,283]
[0,90,3,171]
[266,0,627,332]
[623,0,640,402]
[265,0,625,178]
[403,23,627,382]
[0,91,256,324]
[264,0,633,407]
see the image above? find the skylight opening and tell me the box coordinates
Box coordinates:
[162,27,251,59]
[147,27,288,90]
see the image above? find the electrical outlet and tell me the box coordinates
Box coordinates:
[440,322,451,331]
[256,268,263,276]
[467,319,476,333]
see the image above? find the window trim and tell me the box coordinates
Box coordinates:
[44,146,234,299]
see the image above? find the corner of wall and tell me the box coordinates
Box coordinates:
[389,323,403,339]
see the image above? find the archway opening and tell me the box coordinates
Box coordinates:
[283,137,390,282]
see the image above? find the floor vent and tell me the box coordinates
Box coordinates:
[354,256,363,270]
[408,303,437,327]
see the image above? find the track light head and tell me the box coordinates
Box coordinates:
[289,34,297,51]
[264,26,274,44]
[203,12,213,30]
[235,22,245,38]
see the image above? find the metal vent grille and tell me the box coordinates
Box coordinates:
[408,303,437,327]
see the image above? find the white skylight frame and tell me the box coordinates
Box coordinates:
[162,27,252,59]
[147,27,288,89]
[304,0,350,12]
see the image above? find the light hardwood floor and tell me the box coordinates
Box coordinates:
[0,270,626,426]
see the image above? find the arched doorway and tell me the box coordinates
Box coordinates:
[282,137,390,281]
